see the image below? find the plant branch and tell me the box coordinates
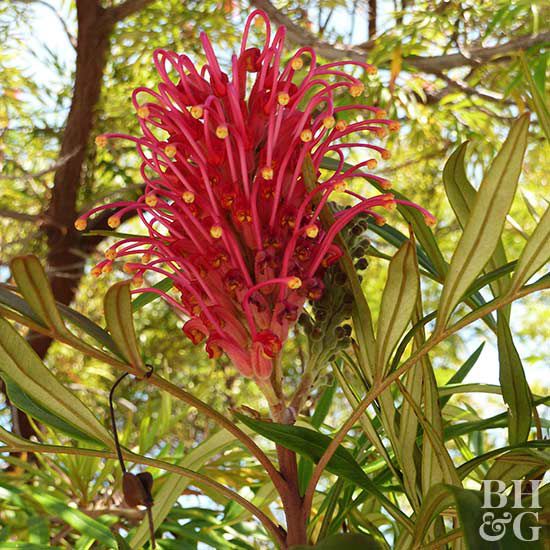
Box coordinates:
[303,277,549,516]
[250,0,550,74]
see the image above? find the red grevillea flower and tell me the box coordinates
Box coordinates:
[76,11,434,380]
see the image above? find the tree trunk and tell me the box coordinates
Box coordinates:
[13,1,114,438]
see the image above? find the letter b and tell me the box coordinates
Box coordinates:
[482,480,507,509]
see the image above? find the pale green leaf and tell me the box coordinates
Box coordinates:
[437,115,529,327]
[0,317,112,447]
[375,238,419,374]
[511,205,550,291]
[104,282,145,374]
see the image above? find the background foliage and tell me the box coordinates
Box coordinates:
[0,0,548,548]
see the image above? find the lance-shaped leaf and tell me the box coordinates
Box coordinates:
[0,317,112,446]
[33,493,117,547]
[443,142,510,301]
[10,255,70,337]
[104,282,146,374]
[511,205,550,291]
[375,237,419,375]
[497,316,533,444]
[437,115,529,328]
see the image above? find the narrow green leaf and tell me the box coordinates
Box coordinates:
[33,493,116,547]
[443,142,510,300]
[497,315,532,443]
[520,53,550,140]
[0,317,112,447]
[2,376,103,443]
[375,238,419,375]
[437,115,529,327]
[10,255,69,336]
[511,205,550,291]
[104,282,145,374]
[234,412,414,532]
[131,277,174,311]
[439,342,485,408]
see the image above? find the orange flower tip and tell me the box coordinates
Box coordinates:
[215,125,229,139]
[101,262,113,274]
[380,179,393,190]
[366,65,378,75]
[305,224,319,238]
[300,129,313,142]
[210,225,223,239]
[123,262,134,274]
[190,105,203,119]
[277,92,290,106]
[95,135,108,148]
[145,194,158,207]
[137,106,150,118]
[142,253,152,264]
[74,218,87,231]
[291,57,303,71]
[375,216,386,227]
[131,275,144,287]
[261,166,274,180]
[182,191,195,203]
[287,277,302,290]
[91,266,102,278]
[322,115,336,129]
[165,144,177,158]
[350,83,364,97]
[384,200,397,212]
[381,150,391,160]
[424,214,437,228]
[108,216,120,229]
[377,127,388,138]
[366,158,378,170]
[389,121,400,132]
[377,109,388,118]
[335,120,348,131]
[333,181,347,192]
[105,249,117,261]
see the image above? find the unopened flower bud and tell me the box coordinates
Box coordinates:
[165,144,177,158]
[277,92,290,106]
[210,225,223,239]
[137,106,150,118]
[95,135,108,148]
[74,218,87,231]
[300,129,313,142]
[145,194,158,207]
[287,277,302,289]
[323,116,336,129]
[182,191,195,203]
[305,225,319,238]
[190,105,203,119]
[350,83,364,97]
[261,166,273,180]
[216,125,229,139]
[291,57,303,70]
